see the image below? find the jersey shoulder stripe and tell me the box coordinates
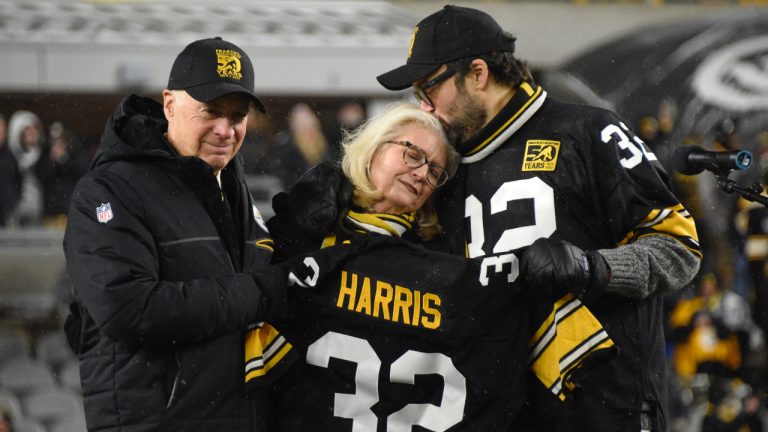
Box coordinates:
[621,204,702,257]
[245,322,296,386]
[528,294,618,401]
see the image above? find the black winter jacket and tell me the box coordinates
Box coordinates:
[64,95,277,431]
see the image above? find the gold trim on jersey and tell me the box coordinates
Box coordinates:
[528,293,616,401]
[244,322,293,383]
[321,235,339,249]
[345,210,415,237]
[250,237,274,252]
[462,82,547,163]
[320,211,415,248]
[619,204,702,258]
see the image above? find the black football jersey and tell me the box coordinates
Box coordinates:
[437,82,702,431]
[245,215,615,432]
[255,235,526,432]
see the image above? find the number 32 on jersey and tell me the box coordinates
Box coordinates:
[308,331,466,432]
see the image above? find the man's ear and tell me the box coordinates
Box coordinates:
[467,59,490,90]
[162,89,175,120]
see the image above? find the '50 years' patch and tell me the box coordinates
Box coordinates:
[522,140,560,172]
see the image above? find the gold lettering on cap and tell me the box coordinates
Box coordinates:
[216,49,242,80]
[408,26,419,59]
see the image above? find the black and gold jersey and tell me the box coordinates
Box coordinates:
[437,82,702,431]
[246,219,615,432]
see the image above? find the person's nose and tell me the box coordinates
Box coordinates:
[410,163,429,183]
[213,117,236,140]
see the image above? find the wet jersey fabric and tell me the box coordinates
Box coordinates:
[248,211,616,431]
[436,82,702,432]
[266,235,526,432]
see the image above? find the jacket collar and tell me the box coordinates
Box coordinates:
[458,82,547,164]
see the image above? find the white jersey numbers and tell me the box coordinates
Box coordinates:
[600,122,657,169]
[287,256,320,288]
[389,351,466,432]
[465,177,556,259]
[307,332,380,432]
[307,331,467,432]
[478,253,519,287]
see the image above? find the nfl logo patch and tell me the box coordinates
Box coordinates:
[96,203,113,224]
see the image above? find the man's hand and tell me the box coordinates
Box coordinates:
[520,237,611,303]
[251,266,289,322]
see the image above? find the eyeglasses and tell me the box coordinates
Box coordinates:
[413,67,456,108]
[386,140,449,188]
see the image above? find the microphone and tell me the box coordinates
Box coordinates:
[672,146,753,175]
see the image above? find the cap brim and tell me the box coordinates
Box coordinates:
[185,82,267,113]
[376,63,441,91]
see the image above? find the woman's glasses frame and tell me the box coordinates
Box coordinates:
[386,140,449,188]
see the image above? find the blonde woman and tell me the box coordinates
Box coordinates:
[246,102,615,431]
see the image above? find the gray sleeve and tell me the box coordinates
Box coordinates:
[598,235,701,300]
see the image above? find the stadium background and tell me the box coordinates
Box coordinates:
[0,1,767,431]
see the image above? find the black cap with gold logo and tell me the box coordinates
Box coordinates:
[167,37,266,113]
[377,5,516,91]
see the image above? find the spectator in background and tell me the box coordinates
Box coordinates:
[714,118,740,152]
[669,273,743,380]
[0,114,21,227]
[636,115,660,150]
[669,273,764,381]
[326,100,366,158]
[35,121,88,228]
[7,110,44,226]
[271,103,331,190]
[702,377,764,432]
[239,106,277,176]
[654,98,678,164]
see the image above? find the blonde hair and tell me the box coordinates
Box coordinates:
[341,102,459,240]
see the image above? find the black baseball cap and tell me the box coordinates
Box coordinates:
[167,37,266,113]
[377,5,516,91]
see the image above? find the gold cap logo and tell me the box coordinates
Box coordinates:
[216,49,242,80]
[522,140,560,172]
[407,26,419,59]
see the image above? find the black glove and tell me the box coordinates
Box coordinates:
[251,265,289,322]
[271,162,353,235]
[520,237,611,303]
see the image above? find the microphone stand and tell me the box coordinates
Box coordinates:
[715,172,768,207]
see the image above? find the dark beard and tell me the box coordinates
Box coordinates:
[443,85,487,150]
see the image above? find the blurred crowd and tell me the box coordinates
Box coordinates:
[636,99,768,431]
[0,111,92,229]
[1,97,767,431]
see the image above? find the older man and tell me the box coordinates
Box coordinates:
[64,37,285,431]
